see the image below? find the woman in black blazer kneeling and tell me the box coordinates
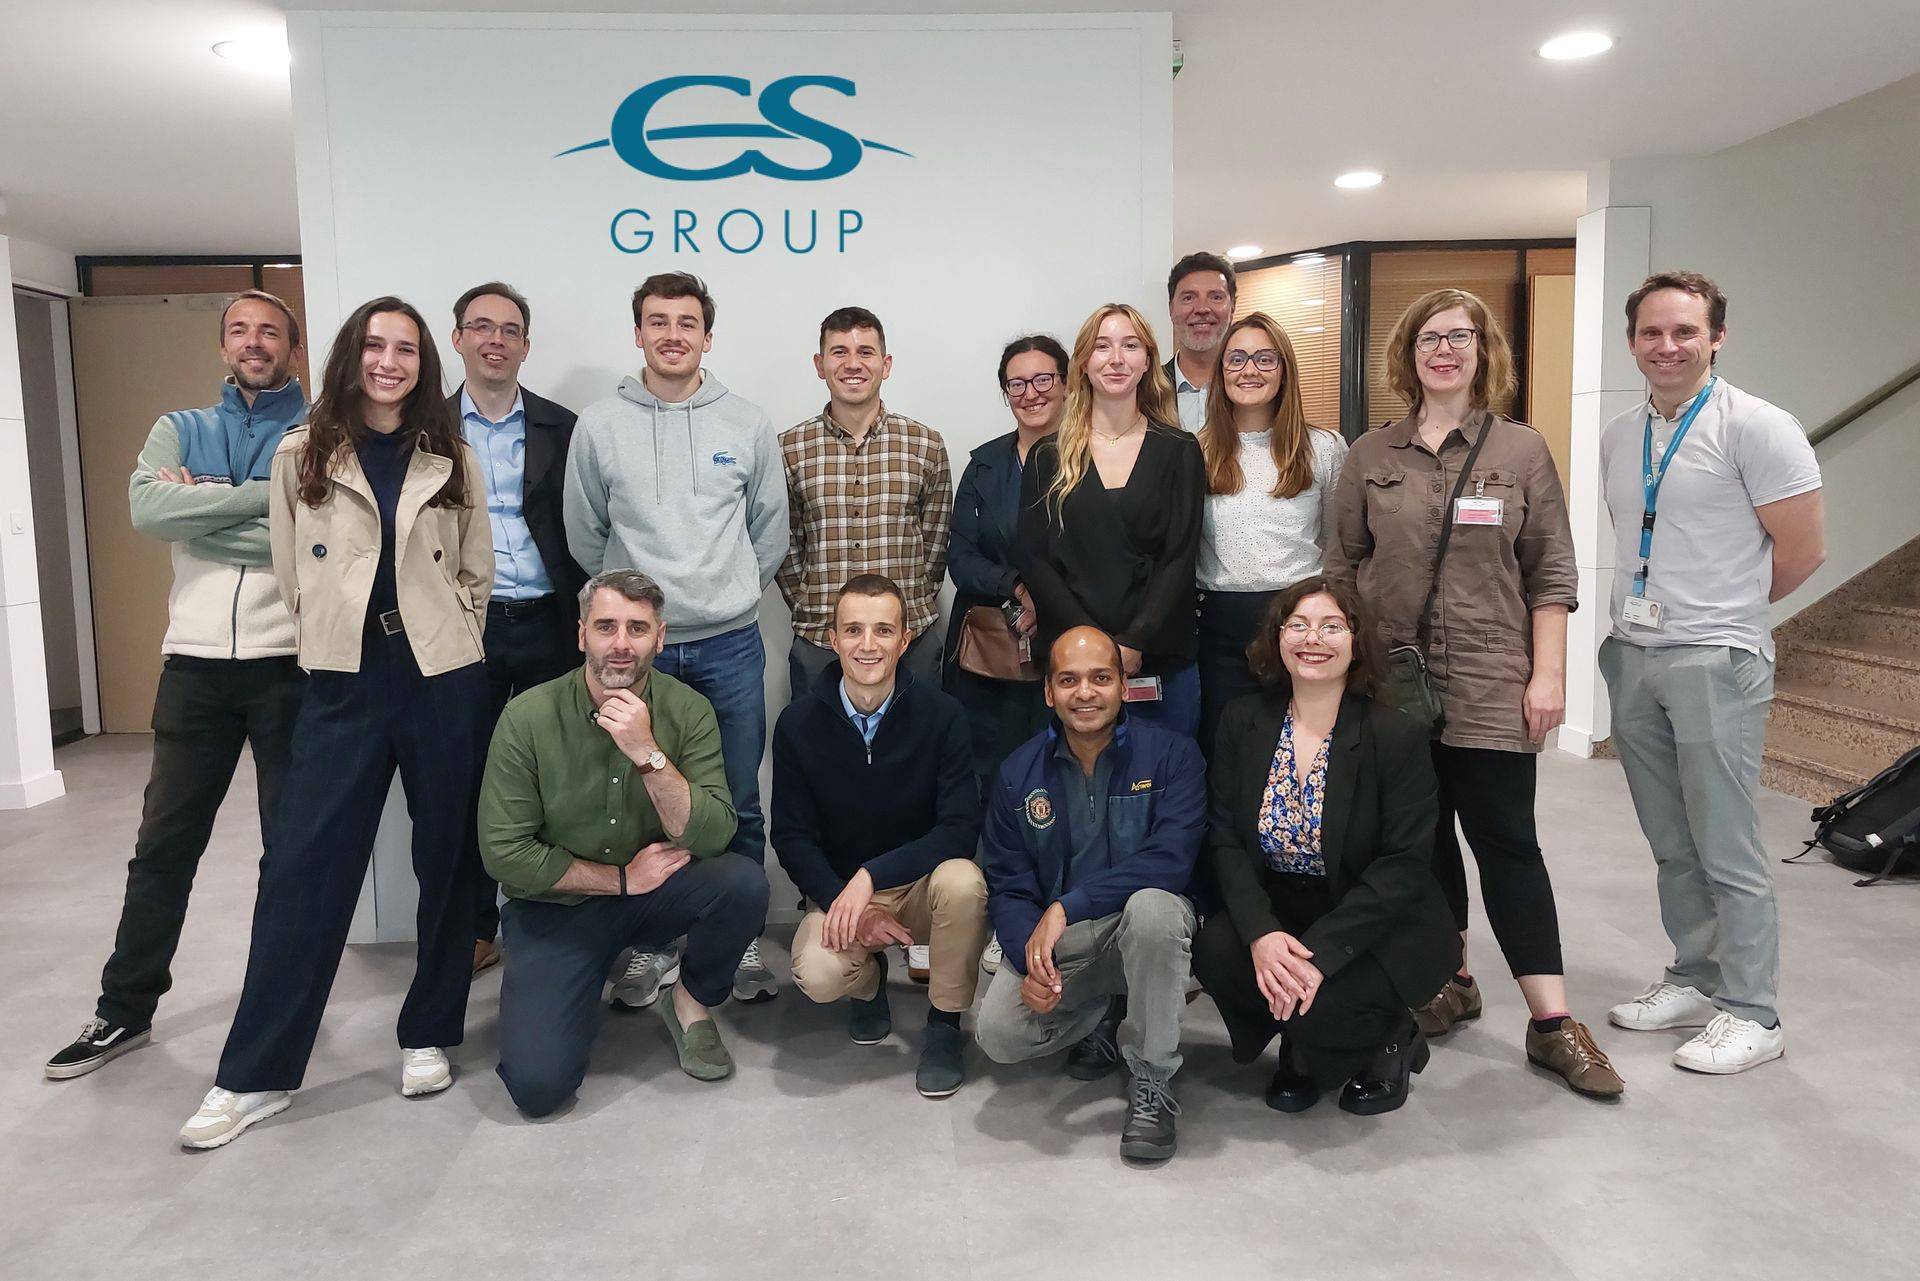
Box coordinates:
[1193,575,1459,1115]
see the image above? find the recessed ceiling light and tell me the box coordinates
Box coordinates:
[1334,170,1384,190]
[1225,244,1263,260]
[1537,31,1614,61]
[1300,298,1325,307]
[213,34,290,72]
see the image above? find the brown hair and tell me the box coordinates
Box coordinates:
[295,297,468,510]
[1624,270,1728,340]
[819,305,885,351]
[453,281,530,331]
[1167,251,1238,304]
[220,289,302,349]
[1044,303,1179,518]
[1198,313,1331,498]
[1245,575,1383,701]
[833,572,907,627]
[632,272,716,331]
[1384,288,1515,412]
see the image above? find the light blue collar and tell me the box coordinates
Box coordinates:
[461,387,526,427]
[838,679,896,746]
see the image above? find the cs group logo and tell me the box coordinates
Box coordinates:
[561,73,911,256]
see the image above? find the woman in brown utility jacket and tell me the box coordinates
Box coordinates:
[1325,288,1622,1100]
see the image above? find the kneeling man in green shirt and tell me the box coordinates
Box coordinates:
[480,569,769,1116]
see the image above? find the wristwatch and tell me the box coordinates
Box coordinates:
[636,749,668,775]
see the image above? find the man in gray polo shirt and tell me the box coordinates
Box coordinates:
[1597,271,1824,1076]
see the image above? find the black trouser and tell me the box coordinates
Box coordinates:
[216,632,490,1092]
[946,667,1048,794]
[476,594,581,941]
[496,854,769,1117]
[94,655,306,1030]
[1430,744,1563,978]
[1192,912,1409,1090]
[1196,589,1277,758]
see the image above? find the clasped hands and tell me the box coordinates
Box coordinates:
[821,868,915,954]
[1251,930,1323,1021]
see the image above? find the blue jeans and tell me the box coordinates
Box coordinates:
[1128,661,1201,741]
[654,623,767,866]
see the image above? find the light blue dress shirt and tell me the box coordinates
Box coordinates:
[838,679,896,747]
[461,389,554,601]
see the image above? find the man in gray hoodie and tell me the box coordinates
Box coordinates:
[565,272,787,1004]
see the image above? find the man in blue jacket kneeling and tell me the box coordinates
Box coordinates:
[974,626,1205,1163]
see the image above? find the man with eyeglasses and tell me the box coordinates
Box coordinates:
[449,281,588,975]
[1165,251,1238,431]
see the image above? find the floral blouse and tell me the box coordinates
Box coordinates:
[1257,711,1329,876]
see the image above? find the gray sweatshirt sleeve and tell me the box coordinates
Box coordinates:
[128,416,273,557]
[563,420,611,576]
[745,410,790,590]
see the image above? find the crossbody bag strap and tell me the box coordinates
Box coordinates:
[1414,414,1494,653]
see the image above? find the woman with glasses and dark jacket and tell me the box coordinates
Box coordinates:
[1194,311,1347,754]
[1194,576,1458,1116]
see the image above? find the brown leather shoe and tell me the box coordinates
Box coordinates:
[1414,976,1482,1037]
[1526,1018,1625,1098]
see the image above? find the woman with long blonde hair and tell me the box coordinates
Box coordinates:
[1194,311,1347,751]
[1015,303,1206,736]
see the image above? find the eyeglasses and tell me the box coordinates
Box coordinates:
[1003,373,1059,397]
[1223,349,1283,373]
[1281,620,1350,641]
[461,320,526,342]
[1414,328,1477,354]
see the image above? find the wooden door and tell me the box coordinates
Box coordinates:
[1527,273,1576,482]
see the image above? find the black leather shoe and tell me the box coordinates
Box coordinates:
[1339,1026,1431,1116]
[1264,1041,1321,1113]
[848,952,892,1045]
[1066,995,1125,1080]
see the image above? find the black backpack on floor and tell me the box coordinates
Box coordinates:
[1789,744,1920,886]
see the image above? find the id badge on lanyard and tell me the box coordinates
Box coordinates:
[1629,377,1716,630]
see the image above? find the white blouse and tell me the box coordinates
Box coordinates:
[1197,427,1348,593]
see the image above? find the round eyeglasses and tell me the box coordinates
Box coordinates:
[1223,349,1283,372]
[1282,620,1350,641]
[1414,328,1477,354]
[1003,373,1059,397]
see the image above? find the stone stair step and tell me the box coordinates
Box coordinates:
[1835,601,1920,649]
[1761,728,1888,807]
[1771,676,1920,760]
[1776,636,1920,705]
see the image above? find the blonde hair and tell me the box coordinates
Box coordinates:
[1384,288,1515,412]
[1045,303,1178,517]
[1198,312,1330,498]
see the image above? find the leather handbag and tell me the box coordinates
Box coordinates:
[1382,419,1491,730]
[954,605,1039,683]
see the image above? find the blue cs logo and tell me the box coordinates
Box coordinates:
[559,74,911,182]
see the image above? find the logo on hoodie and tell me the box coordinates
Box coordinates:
[559,75,911,182]
[711,450,739,468]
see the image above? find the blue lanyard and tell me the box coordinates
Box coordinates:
[1633,377,1716,596]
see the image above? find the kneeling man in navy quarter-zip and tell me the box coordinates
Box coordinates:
[974,626,1205,1163]
[772,574,987,1098]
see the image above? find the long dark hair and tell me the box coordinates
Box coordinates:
[297,296,468,509]
[1246,575,1384,700]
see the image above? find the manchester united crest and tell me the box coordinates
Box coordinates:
[1024,788,1055,831]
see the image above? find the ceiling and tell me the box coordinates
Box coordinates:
[4,1,1920,261]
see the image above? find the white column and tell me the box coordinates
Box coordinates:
[0,234,65,807]
[1560,168,1650,757]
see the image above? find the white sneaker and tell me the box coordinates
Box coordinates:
[1673,1012,1784,1074]
[401,1047,453,1097]
[981,939,1002,975]
[179,1086,291,1149]
[1608,981,1716,1031]
[907,944,931,984]
[610,945,681,1010]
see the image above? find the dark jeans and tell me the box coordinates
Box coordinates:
[654,623,768,867]
[495,854,769,1117]
[95,655,306,1029]
[476,594,582,940]
[216,633,490,1092]
[1431,744,1563,978]
[1196,589,1277,757]
[946,668,1048,793]
[1126,659,1201,741]
[788,626,945,698]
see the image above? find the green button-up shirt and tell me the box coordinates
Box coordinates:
[479,667,737,905]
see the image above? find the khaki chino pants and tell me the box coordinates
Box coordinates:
[790,858,990,1013]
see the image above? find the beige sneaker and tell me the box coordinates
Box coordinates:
[401,1047,453,1097]
[179,1086,290,1149]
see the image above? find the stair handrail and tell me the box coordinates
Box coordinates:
[1808,356,1920,446]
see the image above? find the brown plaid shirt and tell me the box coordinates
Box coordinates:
[778,404,953,645]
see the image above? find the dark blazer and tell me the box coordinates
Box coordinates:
[944,431,1025,662]
[1207,689,1458,1006]
[448,385,589,621]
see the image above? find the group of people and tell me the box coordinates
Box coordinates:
[43,251,1823,1164]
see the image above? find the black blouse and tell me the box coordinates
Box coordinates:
[1014,425,1205,669]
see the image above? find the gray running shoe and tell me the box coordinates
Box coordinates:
[610,945,681,1010]
[731,938,778,1003]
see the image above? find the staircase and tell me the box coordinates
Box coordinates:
[1766,534,1920,803]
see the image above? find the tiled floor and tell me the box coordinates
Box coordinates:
[3,735,1914,1280]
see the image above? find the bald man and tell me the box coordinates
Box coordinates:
[974,626,1205,1162]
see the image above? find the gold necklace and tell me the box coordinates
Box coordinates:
[1092,416,1145,444]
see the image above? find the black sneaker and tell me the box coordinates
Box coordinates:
[1065,995,1125,1080]
[45,1018,152,1080]
[916,1019,966,1098]
[1120,1066,1180,1161]
[848,952,893,1045]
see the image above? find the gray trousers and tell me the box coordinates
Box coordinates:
[974,889,1196,1078]
[1599,638,1779,1025]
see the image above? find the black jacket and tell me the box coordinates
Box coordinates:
[1207,689,1458,1005]
[447,385,589,620]
[770,661,980,907]
[944,430,1025,664]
